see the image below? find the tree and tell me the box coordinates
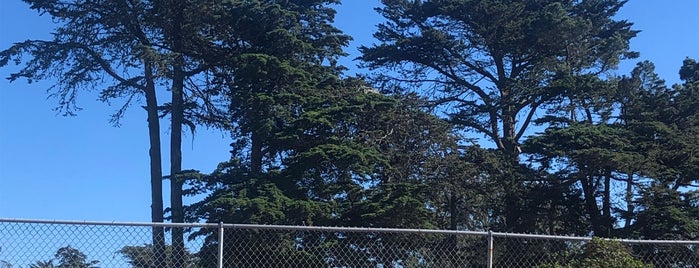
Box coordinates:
[0,260,13,268]
[119,244,200,268]
[361,0,636,160]
[148,0,225,263]
[633,185,699,240]
[0,1,230,264]
[523,66,639,236]
[334,91,461,230]
[618,61,698,190]
[360,0,637,231]
[520,58,699,237]
[204,0,350,176]
[28,261,54,268]
[537,238,652,268]
[522,123,638,236]
[0,0,171,261]
[53,246,99,268]
[176,1,351,264]
[187,74,473,265]
[185,0,352,227]
[617,60,699,241]
[29,246,98,268]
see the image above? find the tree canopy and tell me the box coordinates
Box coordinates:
[28,246,99,268]
[1,0,697,266]
[359,0,639,232]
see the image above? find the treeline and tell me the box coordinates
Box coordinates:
[1,0,697,264]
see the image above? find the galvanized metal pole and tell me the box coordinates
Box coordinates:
[218,221,224,268]
[487,230,494,268]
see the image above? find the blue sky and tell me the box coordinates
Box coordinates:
[0,1,697,222]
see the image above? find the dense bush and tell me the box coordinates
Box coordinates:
[537,238,652,268]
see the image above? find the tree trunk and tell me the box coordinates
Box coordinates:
[500,103,524,232]
[170,69,185,267]
[169,0,186,265]
[624,171,634,228]
[144,60,166,267]
[250,131,264,175]
[449,192,458,230]
[602,172,612,236]
[581,176,605,237]
[501,105,519,163]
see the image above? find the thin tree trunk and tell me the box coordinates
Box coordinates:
[449,192,458,230]
[170,71,185,267]
[602,173,612,236]
[144,60,166,267]
[170,27,186,268]
[624,171,634,228]
[501,108,524,232]
[251,131,263,175]
[581,176,605,237]
[169,0,186,265]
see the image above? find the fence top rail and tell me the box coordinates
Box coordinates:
[490,232,699,244]
[222,223,489,236]
[1,218,697,244]
[0,218,220,228]
[615,238,699,245]
[492,232,593,241]
[0,218,488,235]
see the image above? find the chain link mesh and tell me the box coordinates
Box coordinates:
[492,236,585,267]
[1,219,696,267]
[628,243,699,268]
[212,228,486,268]
[0,220,211,267]
[492,235,699,268]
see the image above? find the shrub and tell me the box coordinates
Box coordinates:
[536,238,652,268]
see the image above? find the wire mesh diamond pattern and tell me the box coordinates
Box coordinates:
[1,219,697,267]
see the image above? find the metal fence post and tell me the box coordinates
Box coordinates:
[218,221,224,268]
[487,230,494,268]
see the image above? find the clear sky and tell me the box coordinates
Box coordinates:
[0,1,697,222]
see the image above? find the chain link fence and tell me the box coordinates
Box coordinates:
[1,218,696,267]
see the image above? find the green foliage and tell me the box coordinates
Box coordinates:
[190,80,459,226]
[28,261,55,268]
[537,238,652,268]
[524,123,638,172]
[520,58,699,238]
[361,0,637,157]
[29,246,98,268]
[574,238,652,268]
[619,61,699,186]
[679,58,699,83]
[0,0,161,119]
[185,1,696,247]
[119,244,200,268]
[361,0,638,233]
[357,182,434,228]
[4,2,699,265]
[523,123,638,235]
[0,2,231,265]
[425,146,513,231]
[615,60,699,241]
[633,186,699,240]
[188,78,469,265]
